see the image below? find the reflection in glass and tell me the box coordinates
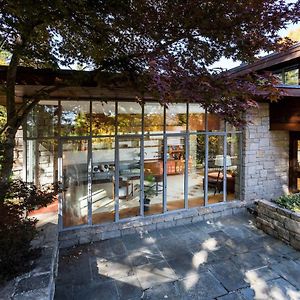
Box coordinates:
[273,72,283,84]
[166,136,185,211]
[91,138,115,224]
[188,135,205,207]
[207,112,224,131]
[227,134,240,200]
[61,101,90,136]
[143,136,164,215]
[144,102,164,134]
[166,103,187,133]
[26,139,58,186]
[189,104,205,132]
[92,102,115,136]
[207,135,224,204]
[62,140,88,228]
[118,102,142,134]
[285,68,299,85]
[27,101,59,138]
[118,138,141,219]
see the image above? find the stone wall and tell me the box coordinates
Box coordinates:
[242,103,289,202]
[255,199,300,250]
[59,200,247,248]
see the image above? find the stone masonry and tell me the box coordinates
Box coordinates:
[59,200,247,248]
[255,199,300,250]
[242,103,289,202]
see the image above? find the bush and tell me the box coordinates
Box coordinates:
[0,180,58,282]
[275,193,300,213]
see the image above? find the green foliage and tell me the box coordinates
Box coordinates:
[0,50,10,65]
[0,106,6,173]
[0,105,6,133]
[144,175,157,199]
[0,180,58,282]
[275,193,300,212]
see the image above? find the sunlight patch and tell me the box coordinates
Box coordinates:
[201,238,218,251]
[192,250,208,268]
[183,271,199,290]
[245,269,268,299]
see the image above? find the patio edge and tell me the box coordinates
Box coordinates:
[59,200,248,248]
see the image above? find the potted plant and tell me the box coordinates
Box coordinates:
[143,175,157,211]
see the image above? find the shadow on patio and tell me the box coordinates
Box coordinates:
[54,213,300,300]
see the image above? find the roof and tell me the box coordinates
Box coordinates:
[1,43,300,104]
[227,42,300,77]
[0,66,154,104]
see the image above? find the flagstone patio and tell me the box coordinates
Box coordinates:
[54,212,300,300]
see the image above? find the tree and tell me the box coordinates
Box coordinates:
[0,0,300,183]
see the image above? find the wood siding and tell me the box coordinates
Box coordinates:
[270,97,300,131]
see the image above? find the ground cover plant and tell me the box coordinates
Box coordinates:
[275,193,300,212]
[0,179,58,282]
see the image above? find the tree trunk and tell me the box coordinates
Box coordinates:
[0,125,17,184]
[0,45,20,184]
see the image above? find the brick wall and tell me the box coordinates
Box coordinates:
[242,103,289,202]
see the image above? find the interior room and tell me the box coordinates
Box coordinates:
[25,100,241,228]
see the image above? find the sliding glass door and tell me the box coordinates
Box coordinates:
[61,139,89,228]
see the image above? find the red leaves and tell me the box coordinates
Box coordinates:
[148,56,282,127]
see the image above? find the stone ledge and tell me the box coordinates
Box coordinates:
[59,201,247,248]
[255,199,300,250]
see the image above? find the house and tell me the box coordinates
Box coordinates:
[0,44,299,246]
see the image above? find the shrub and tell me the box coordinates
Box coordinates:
[0,180,58,282]
[275,193,300,213]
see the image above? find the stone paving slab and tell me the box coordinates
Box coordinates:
[54,212,300,300]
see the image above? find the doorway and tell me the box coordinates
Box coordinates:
[289,132,300,193]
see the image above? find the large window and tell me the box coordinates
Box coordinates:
[25,100,242,229]
[274,67,300,86]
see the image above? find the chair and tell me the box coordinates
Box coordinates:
[206,171,235,194]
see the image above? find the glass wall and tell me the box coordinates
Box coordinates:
[166,136,185,211]
[226,133,241,200]
[91,137,115,224]
[273,67,300,86]
[26,139,58,186]
[188,134,205,207]
[61,101,90,136]
[118,137,141,219]
[27,100,59,138]
[143,136,164,215]
[118,102,142,134]
[166,103,187,133]
[92,102,115,136]
[207,135,225,204]
[25,100,242,229]
[62,140,88,227]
